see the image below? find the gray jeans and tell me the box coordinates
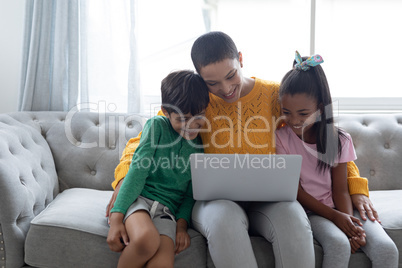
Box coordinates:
[309,211,398,268]
[192,200,314,268]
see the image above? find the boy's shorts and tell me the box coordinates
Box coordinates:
[124,196,177,243]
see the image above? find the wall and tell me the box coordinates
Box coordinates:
[0,0,25,113]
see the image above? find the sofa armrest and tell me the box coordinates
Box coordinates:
[0,115,58,267]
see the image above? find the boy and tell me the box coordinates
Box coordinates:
[107,70,209,268]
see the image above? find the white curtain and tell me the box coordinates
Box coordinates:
[19,0,140,113]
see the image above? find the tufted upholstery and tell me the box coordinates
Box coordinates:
[0,114,58,268]
[0,112,401,268]
[337,114,402,190]
[6,112,147,191]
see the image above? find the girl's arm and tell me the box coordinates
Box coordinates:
[332,162,366,251]
[297,180,362,239]
[332,163,354,215]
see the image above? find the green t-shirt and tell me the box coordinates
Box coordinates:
[111,116,203,224]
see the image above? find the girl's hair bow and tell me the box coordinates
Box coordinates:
[294,50,324,71]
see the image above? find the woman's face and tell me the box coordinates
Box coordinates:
[198,53,247,103]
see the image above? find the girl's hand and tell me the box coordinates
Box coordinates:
[107,213,129,252]
[349,228,366,254]
[332,210,364,238]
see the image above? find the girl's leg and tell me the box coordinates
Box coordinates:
[145,235,175,268]
[118,210,160,268]
[192,200,258,268]
[247,201,315,268]
[308,214,350,268]
[353,211,399,268]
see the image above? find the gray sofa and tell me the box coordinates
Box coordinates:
[0,111,401,268]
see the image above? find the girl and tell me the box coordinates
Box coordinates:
[275,51,398,268]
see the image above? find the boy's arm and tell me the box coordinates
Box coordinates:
[175,218,190,255]
[175,182,196,226]
[112,110,166,189]
[175,184,195,255]
[106,111,165,217]
[111,119,160,215]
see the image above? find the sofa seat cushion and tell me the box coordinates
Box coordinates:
[369,190,402,267]
[25,188,119,268]
[24,188,207,268]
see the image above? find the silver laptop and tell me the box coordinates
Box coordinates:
[190,153,302,201]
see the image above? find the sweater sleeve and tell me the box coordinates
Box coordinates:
[175,181,195,225]
[112,135,141,189]
[111,118,162,215]
[112,110,165,189]
[347,161,369,197]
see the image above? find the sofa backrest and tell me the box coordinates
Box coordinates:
[337,113,402,191]
[4,111,402,193]
[7,111,147,192]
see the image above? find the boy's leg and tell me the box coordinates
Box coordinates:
[192,200,258,268]
[353,211,399,268]
[118,210,160,268]
[145,235,175,268]
[247,201,315,268]
[308,214,350,268]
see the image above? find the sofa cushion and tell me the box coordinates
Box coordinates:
[369,190,402,267]
[24,188,207,268]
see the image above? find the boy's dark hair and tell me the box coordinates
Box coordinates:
[191,31,239,74]
[279,57,345,173]
[161,70,209,116]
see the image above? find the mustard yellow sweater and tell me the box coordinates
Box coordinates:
[113,78,368,196]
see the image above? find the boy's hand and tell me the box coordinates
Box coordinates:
[175,228,191,255]
[107,213,129,252]
[332,210,364,238]
[175,219,190,255]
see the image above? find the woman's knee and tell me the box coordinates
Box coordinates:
[249,201,311,235]
[192,200,248,236]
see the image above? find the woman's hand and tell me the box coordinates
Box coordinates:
[351,194,380,223]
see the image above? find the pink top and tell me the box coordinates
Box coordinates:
[275,125,356,209]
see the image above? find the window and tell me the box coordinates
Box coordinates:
[136,0,402,114]
[136,0,206,115]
